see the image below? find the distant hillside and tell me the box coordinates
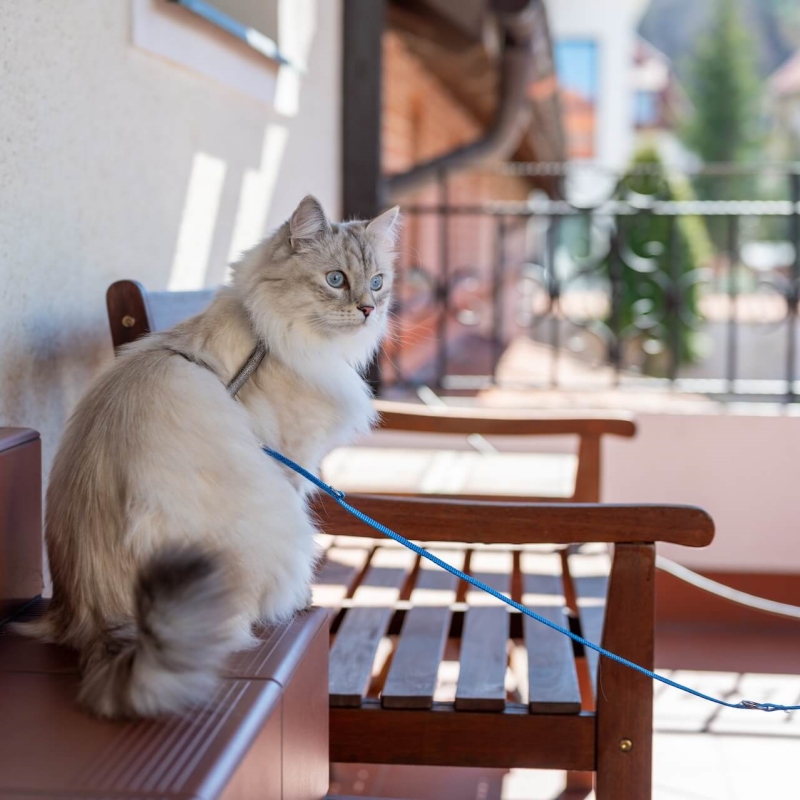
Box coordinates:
[639,0,800,81]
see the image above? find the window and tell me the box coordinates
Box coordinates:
[554,40,598,159]
[132,0,289,107]
[555,40,598,104]
[634,90,659,128]
[167,0,287,65]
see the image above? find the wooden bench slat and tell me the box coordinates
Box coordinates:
[454,548,512,711]
[455,607,509,711]
[381,606,451,709]
[523,607,582,714]
[328,547,416,707]
[520,552,582,714]
[350,546,417,606]
[465,549,513,605]
[570,547,611,696]
[329,606,395,708]
[409,548,465,606]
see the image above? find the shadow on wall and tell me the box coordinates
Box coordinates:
[0,0,337,477]
[2,319,109,473]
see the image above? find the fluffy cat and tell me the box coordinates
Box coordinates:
[21,195,400,718]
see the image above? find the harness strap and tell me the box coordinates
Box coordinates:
[227,342,268,397]
[163,346,222,380]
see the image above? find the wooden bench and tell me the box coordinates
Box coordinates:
[0,427,331,800]
[313,496,712,798]
[105,280,715,798]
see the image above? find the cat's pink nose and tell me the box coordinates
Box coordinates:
[358,305,374,318]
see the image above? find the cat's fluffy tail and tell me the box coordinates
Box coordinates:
[79,545,243,719]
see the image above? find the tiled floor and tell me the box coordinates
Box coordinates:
[330,627,800,799]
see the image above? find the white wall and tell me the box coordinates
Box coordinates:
[604,410,800,573]
[0,0,341,475]
[544,0,649,167]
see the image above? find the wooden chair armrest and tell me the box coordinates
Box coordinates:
[372,400,636,438]
[313,494,714,548]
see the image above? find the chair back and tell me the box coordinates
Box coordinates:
[107,280,214,350]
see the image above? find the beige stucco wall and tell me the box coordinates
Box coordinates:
[0,0,341,476]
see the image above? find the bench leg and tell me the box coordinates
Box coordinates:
[595,544,655,800]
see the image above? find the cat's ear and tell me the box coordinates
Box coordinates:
[289,195,329,248]
[367,206,402,248]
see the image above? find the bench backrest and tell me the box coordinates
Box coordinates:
[107,279,215,351]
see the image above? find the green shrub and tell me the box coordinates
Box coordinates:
[608,146,714,374]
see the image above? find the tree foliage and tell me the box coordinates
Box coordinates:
[682,0,762,171]
[611,146,713,373]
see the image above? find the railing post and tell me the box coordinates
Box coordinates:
[437,170,450,389]
[609,218,624,386]
[726,214,739,396]
[667,215,681,384]
[787,172,800,402]
[491,215,507,381]
[547,215,562,389]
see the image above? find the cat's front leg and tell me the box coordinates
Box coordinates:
[302,582,314,611]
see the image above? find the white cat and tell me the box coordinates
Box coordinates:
[22,195,400,718]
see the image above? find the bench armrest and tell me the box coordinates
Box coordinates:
[373,400,636,438]
[313,494,714,548]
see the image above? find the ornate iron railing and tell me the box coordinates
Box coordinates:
[383,163,800,402]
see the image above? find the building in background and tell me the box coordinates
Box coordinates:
[767,49,800,160]
[379,0,564,384]
[545,0,690,169]
[545,0,651,166]
[630,37,694,167]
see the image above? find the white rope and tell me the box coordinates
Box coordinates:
[418,388,800,622]
[656,556,800,620]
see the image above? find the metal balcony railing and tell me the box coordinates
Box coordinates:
[383,163,800,402]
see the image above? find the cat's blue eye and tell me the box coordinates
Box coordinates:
[326,270,346,288]
[370,275,383,291]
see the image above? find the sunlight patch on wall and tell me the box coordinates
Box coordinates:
[273,65,300,117]
[273,0,318,117]
[226,123,289,273]
[168,152,227,290]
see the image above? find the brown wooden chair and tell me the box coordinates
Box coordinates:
[105,280,714,798]
[317,496,712,799]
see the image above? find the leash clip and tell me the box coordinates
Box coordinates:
[738,700,763,710]
[738,700,790,712]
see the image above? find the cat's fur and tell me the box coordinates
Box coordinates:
[20,196,400,718]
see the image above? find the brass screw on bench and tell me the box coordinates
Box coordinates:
[619,738,633,752]
[121,315,136,328]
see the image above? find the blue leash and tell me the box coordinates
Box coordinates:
[263,445,800,713]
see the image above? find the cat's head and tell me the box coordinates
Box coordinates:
[234,195,400,369]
